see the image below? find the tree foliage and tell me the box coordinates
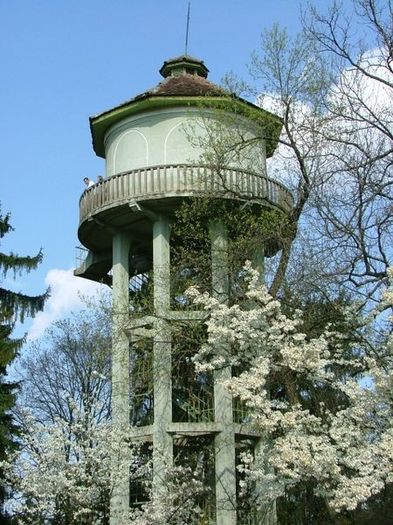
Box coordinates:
[202,0,393,308]
[17,307,111,427]
[1,303,114,524]
[2,405,207,525]
[0,207,47,521]
[0,210,47,324]
[2,407,144,525]
[187,262,393,522]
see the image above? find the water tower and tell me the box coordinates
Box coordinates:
[75,55,292,525]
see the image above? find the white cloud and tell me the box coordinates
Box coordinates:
[27,268,108,340]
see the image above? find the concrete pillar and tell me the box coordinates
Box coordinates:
[209,221,237,525]
[110,232,131,525]
[254,439,278,525]
[152,215,173,498]
[253,246,278,525]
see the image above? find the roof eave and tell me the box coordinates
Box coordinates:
[90,94,282,159]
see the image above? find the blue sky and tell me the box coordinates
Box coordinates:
[0,0,334,337]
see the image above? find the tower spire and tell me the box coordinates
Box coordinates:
[185,1,191,55]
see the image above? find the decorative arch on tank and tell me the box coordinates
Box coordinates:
[164,119,202,165]
[112,129,148,175]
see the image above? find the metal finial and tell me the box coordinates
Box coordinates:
[185,1,191,55]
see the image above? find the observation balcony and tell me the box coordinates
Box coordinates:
[77,163,293,255]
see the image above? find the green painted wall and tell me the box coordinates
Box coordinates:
[104,107,267,177]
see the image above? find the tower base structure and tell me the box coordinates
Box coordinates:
[100,213,277,525]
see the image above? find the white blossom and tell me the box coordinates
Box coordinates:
[189,263,393,513]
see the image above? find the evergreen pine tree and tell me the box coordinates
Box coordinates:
[0,207,48,522]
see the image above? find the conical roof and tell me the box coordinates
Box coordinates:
[90,55,281,158]
[133,55,226,99]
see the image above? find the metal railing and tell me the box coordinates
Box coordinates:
[173,388,215,423]
[79,164,293,223]
[233,398,252,424]
[75,245,88,268]
[237,509,267,525]
[130,273,149,293]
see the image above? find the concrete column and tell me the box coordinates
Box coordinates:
[209,221,237,525]
[254,439,278,525]
[253,245,278,524]
[110,232,131,525]
[152,216,173,498]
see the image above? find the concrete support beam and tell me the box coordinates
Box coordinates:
[209,221,237,525]
[255,439,278,525]
[110,232,131,525]
[252,245,278,525]
[153,215,171,313]
[152,216,173,499]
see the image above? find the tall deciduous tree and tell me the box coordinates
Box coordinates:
[17,307,111,428]
[202,4,392,519]
[300,0,393,305]
[13,303,112,522]
[2,407,142,525]
[188,263,393,524]
[198,1,392,309]
[275,1,391,305]
[2,408,208,525]
[0,206,47,522]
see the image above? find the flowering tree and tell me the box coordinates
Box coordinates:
[1,403,209,525]
[1,406,139,524]
[187,263,393,520]
[127,465,207,525]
